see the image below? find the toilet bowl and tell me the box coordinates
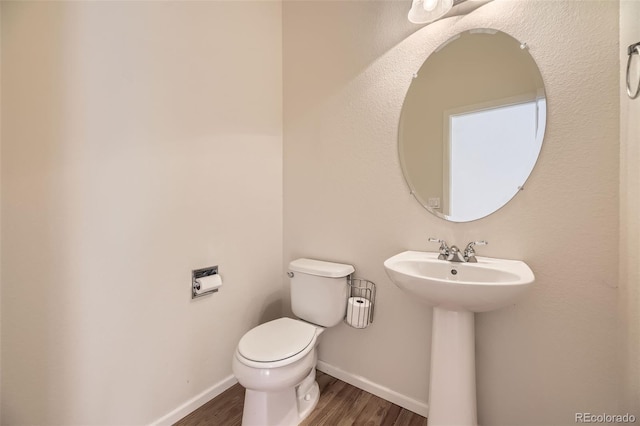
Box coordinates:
[232,317,324,426]
[232,258,354,426]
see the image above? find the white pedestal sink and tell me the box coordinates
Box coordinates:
[384,251,535,426]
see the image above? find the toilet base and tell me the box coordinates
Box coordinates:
[241,369,320,426]
[297,370,320,422]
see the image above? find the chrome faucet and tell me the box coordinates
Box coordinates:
[428,238,464,262]
[428,238,450,260]
[463,240,488,263]
[448,244,465,262]
[429,238,488,263]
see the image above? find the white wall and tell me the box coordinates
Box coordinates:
[283,1,621,425]
[620,0,640,416]
[1,2,282,424]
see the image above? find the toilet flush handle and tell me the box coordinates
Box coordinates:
[287,272,294,278]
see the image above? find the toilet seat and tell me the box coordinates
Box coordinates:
[237,318,318,369]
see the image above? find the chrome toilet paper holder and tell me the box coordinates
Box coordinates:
[344,277,376,329]
[192,265,220,299]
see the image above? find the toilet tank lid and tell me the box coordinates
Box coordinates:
[289,258,355,278]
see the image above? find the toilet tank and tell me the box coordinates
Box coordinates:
[289,258,354,328]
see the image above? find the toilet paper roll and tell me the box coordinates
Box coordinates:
[346,297,371,329]
[195,274,222,295]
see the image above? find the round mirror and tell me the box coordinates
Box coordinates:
[398,29,546,222]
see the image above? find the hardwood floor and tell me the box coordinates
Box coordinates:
[174,371,428,426]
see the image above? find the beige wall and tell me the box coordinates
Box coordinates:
[1,2,282,424]
[284,1,621,425]
[1,1,632,425]
[620,0,640,416]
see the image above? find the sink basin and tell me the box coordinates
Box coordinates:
[383,250,535,312]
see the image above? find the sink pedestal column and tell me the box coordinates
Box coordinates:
[428,307,477,426]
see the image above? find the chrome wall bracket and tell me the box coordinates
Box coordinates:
[627,41,640,99]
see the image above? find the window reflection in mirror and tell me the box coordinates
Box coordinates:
[447,97,546,221]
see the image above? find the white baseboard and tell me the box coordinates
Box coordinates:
[316,360,429,418]
[150,374,238,426]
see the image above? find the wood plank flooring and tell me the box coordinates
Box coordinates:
[175,371,428,426]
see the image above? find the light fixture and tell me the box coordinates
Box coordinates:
[423,0,439,11]
[408,0,454,24]
[408,0,493,25]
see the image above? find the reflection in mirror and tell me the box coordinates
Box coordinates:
[398,29,546,222]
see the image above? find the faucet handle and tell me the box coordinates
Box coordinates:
[466,240,488,248]
[463,240,488,262]
[428,238,450,260]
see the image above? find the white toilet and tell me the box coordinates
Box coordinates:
[232,258,354,426]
